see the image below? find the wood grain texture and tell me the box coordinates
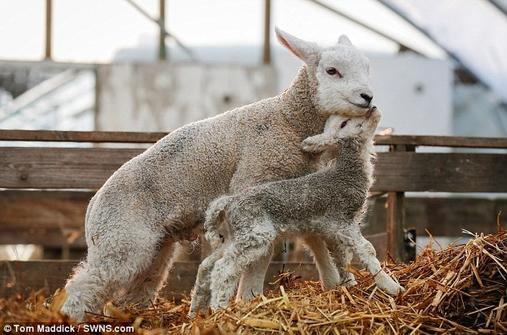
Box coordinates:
[2,130,507,148]
[0,261,320,298]
[366,197,504,236]
[374,135,507,148]
[372,152,507,192]
[0,147,143,189]
[386,192,406,261]
[1,191,499,247]
[0,190,91,229]
[0,130,167,143]
[2,148,506,192]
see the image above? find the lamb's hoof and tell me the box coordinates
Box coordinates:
[321,279,341,290]
[341,276,358,288]
[210,300,228,313]
[187,309,197,318]
[60,303,86,322]
[378,277,404,296]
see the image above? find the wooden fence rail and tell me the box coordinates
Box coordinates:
[0,261,319,299]
[1,147,506,192]
[3,129,507,148]
[1,130,507,264]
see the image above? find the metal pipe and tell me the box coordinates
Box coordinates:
[124,0,195,60]
[158,0,167,61]
[262,0,272,65]
[44,0,52,59]
[377,0,481,83]
[307,0,421,55]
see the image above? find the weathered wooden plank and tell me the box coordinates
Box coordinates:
[0,228,85,248]
[0,261,320,298]
[0,147,143,189]
[384,144,413,262]
[374,135,507,148]
[0,190,91,229]
[372,152,507,192]
[386,192,406,261]
[367,197,503,236]
[0,190,503,243]
[0,130,167,143]
[2,130,507,148]
[2,148,507,191]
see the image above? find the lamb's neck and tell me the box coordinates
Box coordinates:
[279,67,327,136]
[334,139,375,187]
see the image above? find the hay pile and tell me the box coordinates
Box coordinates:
[1,231,505,334]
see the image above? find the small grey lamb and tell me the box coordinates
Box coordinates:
[189,107,404,315]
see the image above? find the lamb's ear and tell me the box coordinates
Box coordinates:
[275,27,320,63]
[338,34,353,46]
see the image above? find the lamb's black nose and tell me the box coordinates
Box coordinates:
[360,93,373,104]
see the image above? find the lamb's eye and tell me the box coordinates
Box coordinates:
[326,67,341,77]
[340,120,349,128]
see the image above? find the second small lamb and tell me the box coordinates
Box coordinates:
[189,107,404,315]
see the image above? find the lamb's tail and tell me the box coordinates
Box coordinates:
[204,195,234,249]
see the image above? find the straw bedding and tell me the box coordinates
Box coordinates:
[1,230,505,334]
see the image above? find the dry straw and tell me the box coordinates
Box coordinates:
[1,230,505,334]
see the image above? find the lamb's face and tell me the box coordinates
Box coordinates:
[275,28,373,117]
[336,107,381,142]
[315,43,372,117]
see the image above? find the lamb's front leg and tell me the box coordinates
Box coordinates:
[301,114,346,153]
[303,235,341,290]
[188,247,224,317]
[210,222,276,310]
[326,239,357,287]
[346,227,404,295]
[236,246,273,302]
[301,133,337,153]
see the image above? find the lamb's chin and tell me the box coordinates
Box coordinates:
[318,102,371,117]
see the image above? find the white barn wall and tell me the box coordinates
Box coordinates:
[98,52,452,135]
[96,64,276,132]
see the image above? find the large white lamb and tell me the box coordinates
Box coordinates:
[189,108,404,315]
[61,28,375,321]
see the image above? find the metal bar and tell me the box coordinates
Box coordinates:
[158,0,167,61]
[487,0,507,17]
[124,0,195,60]
[262,0,272,65]
[44,0,52,59]
[307,0,422,56]
[377,0,481,84]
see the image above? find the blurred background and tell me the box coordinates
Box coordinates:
[0,0,506,136]
[0,0,506,261]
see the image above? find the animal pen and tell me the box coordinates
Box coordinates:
[0,130,506,333]
[1,0,507,334]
